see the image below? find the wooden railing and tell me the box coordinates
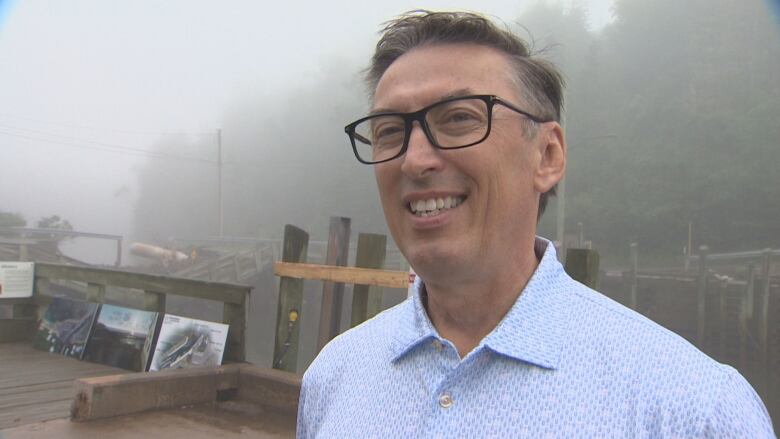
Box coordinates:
[0,262,251,362]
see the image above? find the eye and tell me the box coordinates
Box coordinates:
[374,124,405,139]
[434,108,485,131]
[444,111,479,124]
[369,118,406,150]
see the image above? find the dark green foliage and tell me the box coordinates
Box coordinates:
[535,0,780,265]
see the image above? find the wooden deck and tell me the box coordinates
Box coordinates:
[1,401,295,438]
[0,343,128,430]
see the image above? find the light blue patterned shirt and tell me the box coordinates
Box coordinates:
[297,238,775,438]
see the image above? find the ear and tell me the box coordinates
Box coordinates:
[533,122,566,193]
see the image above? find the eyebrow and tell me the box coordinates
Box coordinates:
[369,88,476,115]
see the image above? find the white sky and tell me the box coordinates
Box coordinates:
[0,0,614,262]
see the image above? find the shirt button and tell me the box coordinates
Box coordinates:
[438,392,453,408]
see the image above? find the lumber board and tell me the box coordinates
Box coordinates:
[274,262,408,289]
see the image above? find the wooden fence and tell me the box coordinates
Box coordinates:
[0,262,251,362]
[600,244,779,430]
[269,217,600,373]
[269,221,408,372]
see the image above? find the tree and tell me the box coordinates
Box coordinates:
[36,215,74,230]
[0,210,26,228]
[519,0,780,265]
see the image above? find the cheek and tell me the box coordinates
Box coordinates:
[374,166,400,215]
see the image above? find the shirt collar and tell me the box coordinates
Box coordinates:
[389,237,572,370]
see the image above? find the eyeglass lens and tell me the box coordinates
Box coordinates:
[352,97,490,163]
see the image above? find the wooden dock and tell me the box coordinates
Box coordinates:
[0,343,298,438]
[0,343,127,430]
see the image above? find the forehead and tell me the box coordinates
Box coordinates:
[373,43,517,112]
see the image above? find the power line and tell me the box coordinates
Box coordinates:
[0,112,217,137]
[0,123,213,161]
[0,129,216,164]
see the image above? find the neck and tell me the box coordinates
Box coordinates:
[422,245,539,358]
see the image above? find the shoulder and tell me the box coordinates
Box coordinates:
[297,299,411,436]
[300,297,410,392]
[563,280,774,436]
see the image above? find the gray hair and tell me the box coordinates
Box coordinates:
[365,10,565,219]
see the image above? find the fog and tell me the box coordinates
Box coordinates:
[0,0,619,263]
[2,0,780,428]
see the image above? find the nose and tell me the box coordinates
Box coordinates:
[400,121,444,179]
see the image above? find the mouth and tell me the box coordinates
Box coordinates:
[408,195,466,217]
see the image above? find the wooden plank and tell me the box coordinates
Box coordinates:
[237,365,301,414]
[12,303,36,319]
[0,380,76,397]
[0,320,35,342]
[0,297,34,306]
[0,398,73,430]
[0,343,128,430]
[272,225,309,373]
[317,217,351,352]
[35,263,248,305]
[274,262,408,289]
[0,386,75,410]
[71,365,240,421]
[351,233,387,327]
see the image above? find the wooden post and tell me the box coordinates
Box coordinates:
[34,276,50,296]
[629,242,638,310]
[115,239,123,267]
[273,225,309,373]
[143,290,166,313]
[233,255,242,281]
[758,249,771,389]
[564,248,600,289]
[740,263,755,372]
[351,233,387,327]
[317,217,351,352]
[223,301,246,363]
[697,245,709,350]
[19,244,29,261]
[87,283,106,303]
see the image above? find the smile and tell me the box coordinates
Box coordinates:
[408,195,465,217]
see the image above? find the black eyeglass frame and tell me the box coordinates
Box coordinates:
[344,94,551,165]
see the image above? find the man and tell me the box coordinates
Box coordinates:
[297,10,775,438]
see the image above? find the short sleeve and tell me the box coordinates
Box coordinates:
[703,365,776,438]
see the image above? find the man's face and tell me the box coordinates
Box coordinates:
[372,43,563,283]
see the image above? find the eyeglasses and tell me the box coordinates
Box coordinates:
[344,94,550,165]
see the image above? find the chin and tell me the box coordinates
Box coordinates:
[403,241,464,280]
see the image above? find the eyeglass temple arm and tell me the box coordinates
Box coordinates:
[495,98,551,123]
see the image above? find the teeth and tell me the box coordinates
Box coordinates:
[409,196,465,216]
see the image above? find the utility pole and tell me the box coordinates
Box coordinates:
[217,128,223,237]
